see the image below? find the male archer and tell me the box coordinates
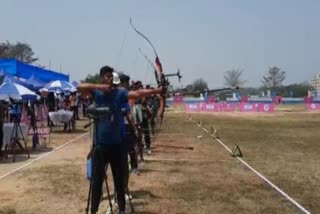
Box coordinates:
[78,67,165,213]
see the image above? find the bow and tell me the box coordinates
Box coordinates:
[138,48,160,86]
[130,18,167,125]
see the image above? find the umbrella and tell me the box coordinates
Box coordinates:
[3,75,34,90]
[0,82,38,101]
[43,80,77,93]
[71,80,79,88]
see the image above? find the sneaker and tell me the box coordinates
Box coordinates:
[125,194,133,201]
[131,169,140,175]
[147,149,152,155]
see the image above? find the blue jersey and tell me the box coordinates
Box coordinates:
[92,88,128,145]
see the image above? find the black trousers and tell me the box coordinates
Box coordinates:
[0,124,3,155]
[82,104,87,117]
[150,112,157,136]
[91,144,127,213]
[141,120,151,149]
[71,106,79,120]
[124,125,138,170]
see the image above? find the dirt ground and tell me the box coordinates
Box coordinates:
[0,108,319,213]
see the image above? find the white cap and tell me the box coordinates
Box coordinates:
[113,72,120,85]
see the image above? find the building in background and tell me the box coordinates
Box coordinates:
[310,73,320,98]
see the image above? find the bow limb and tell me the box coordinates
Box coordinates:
[155,57,166,124]
[130,18,167,123]
[138,48,160,85]
[130,18,159,57]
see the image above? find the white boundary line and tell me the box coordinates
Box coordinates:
[0,132,89,181]
[186,114,311,214]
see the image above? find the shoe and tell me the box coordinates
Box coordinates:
[131,169,140,175]
[125,194,133,201]
[147,149,151,155]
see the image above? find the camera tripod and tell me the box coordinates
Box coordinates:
[9,117,30,162]
[85,107,135,214]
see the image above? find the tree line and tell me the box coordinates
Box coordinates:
[186,66,312,98]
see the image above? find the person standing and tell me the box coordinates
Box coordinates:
[78,65,129,214]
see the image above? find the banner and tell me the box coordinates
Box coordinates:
[185,103,201,112]
[306,103,320,111]
[206,96,215,103]
[219,103,238,112]
[173,95,183,104]
[304,96,314,104]
[258,103,274,112]
[239,103,258,112]
[240,96,248,103]
[202,103,220,112]
[186,102,275,113]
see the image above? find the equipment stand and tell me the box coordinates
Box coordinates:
[85,115,114,214]
[9,118,30,162]
[84,107,135,214]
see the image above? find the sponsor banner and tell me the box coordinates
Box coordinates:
[273,96,283,104]
[241,96,248,103]
[35,105,47,122]
[218,103,238,112]
[239,103,258,112]
[185,103,201,112]
[186,102,275,113]
[306,103,320,111]
[202,103,220,112]
[173,95,183,104]
[304,96,314,104]
[258,103,274,112]
[206,96,215,103]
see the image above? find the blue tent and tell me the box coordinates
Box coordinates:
[27,74,46,90]
[3,75,34,89]
[0,59,69,82]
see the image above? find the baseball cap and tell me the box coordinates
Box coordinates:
[113,72,120,85]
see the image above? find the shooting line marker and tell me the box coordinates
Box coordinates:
[186,113,311,214]
[0,132,89,180]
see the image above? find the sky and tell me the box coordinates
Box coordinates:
[1,0,319,89]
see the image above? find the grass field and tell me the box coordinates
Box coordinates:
[0,106,319,213]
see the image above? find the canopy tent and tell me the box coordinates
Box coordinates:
[27,74,46,90]
[0,59,69,83]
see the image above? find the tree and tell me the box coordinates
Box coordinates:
[281,82,313,97]
[262,66,286,89]
[83,73,101,84]
[224,68,246,87]
[0,41,38,64]
[192,78,208,92]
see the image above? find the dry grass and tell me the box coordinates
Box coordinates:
[183,109,320,213]
[1,108,319,213]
